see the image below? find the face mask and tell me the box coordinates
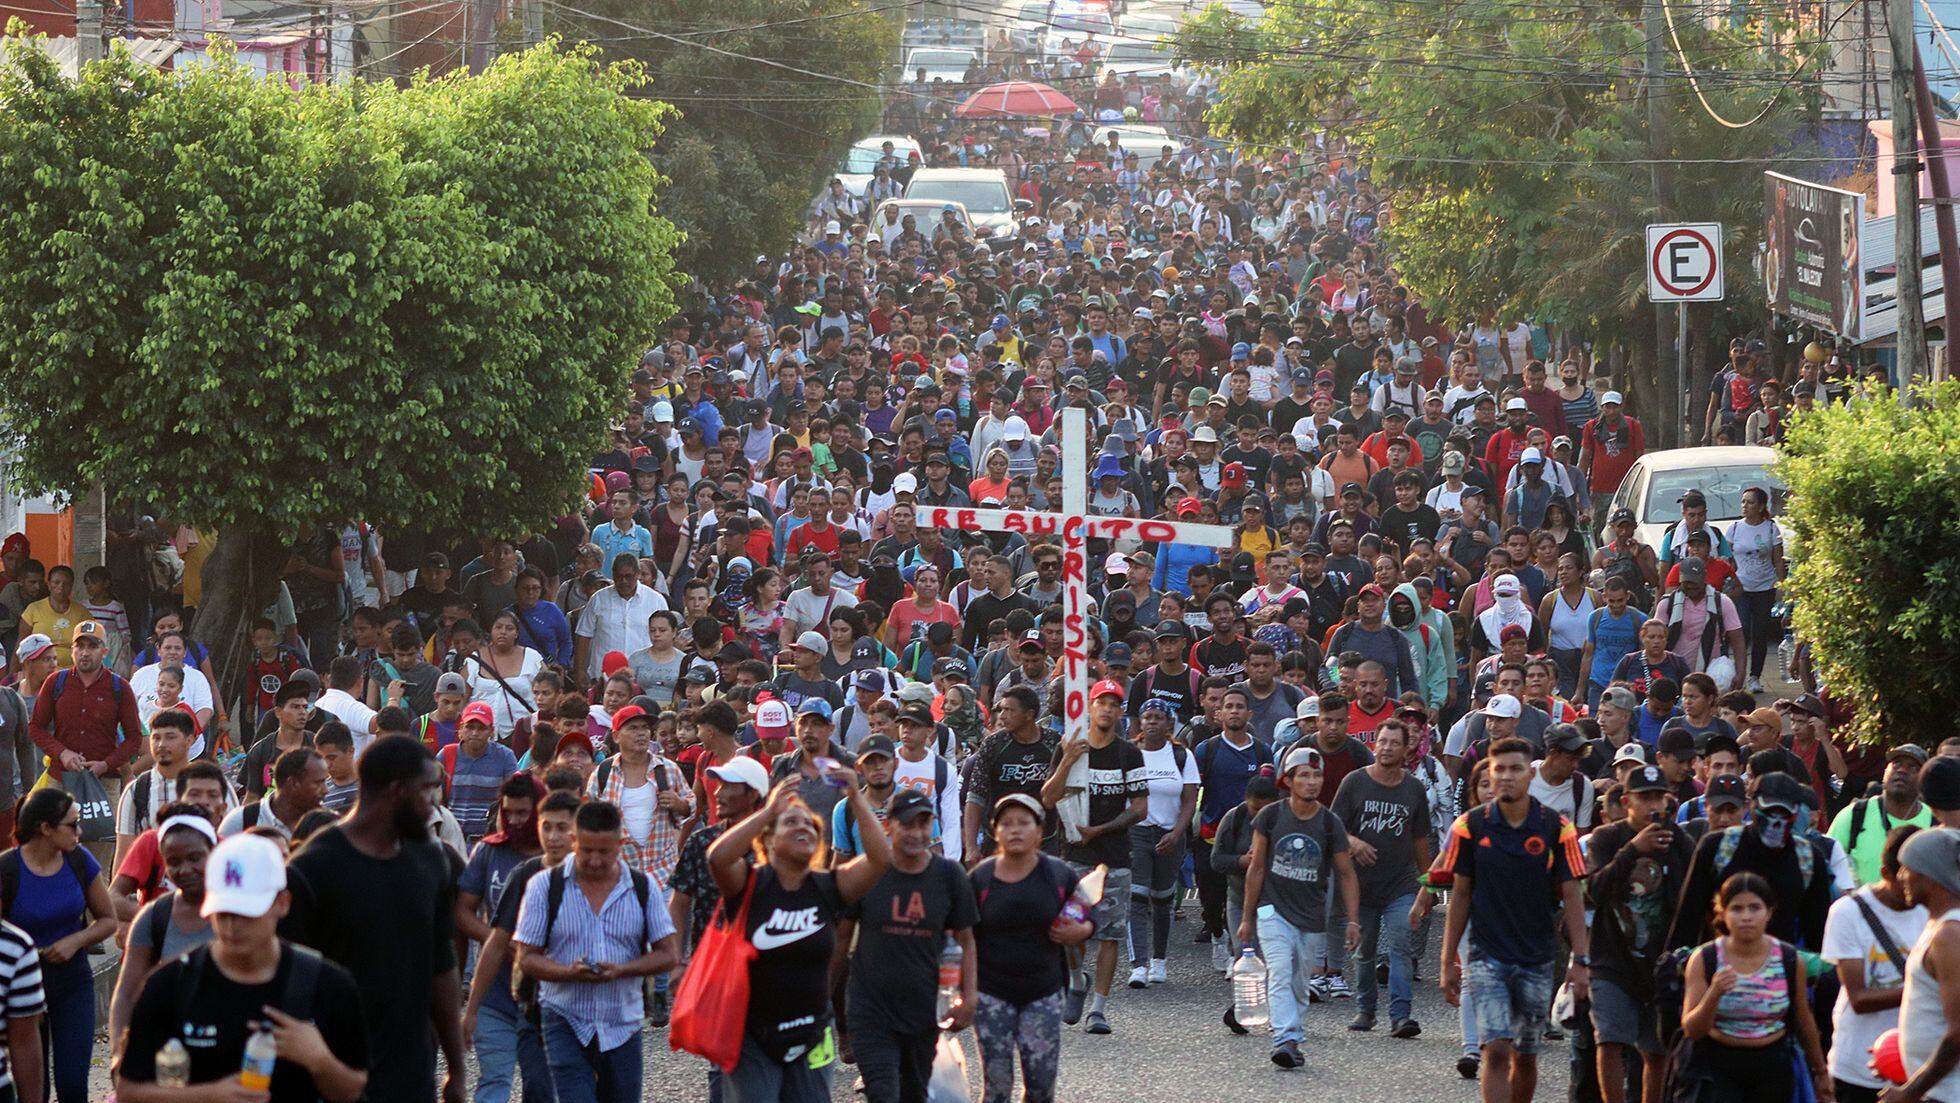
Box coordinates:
[1755,809,1792,848]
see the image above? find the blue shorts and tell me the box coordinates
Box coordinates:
[1464,957,1554,1055]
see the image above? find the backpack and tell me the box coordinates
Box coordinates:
[841,757,951,857]
[142,890,185,958]
[0,848,92,926]
[1842,795,1895,855]
[512,864,656,1021]
[593,757,671,801]
[174,941,323,1026]
[1710,823,1820,894]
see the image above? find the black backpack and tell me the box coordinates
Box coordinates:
[173,940,323,1024]
[511,864,655,1021]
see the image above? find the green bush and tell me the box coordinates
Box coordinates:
[1779,381,1960,746]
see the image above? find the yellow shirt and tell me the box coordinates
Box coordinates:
[20,597,78,668]
[1237,524,1281,561]
[181,528,215,607]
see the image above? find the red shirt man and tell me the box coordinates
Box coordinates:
[1579,391,1646,494]
[29,619,143,774]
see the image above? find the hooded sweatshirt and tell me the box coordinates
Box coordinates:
[1391,583,1451,710]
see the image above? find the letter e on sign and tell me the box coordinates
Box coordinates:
[1645,223,1724,302]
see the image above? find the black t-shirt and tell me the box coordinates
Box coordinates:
[1127,664,1200,725]
[738,865,841,1060]
[1220,444,1273,491]
[1051,738,1147,868]
[120,945,368,1101]
[1377,503,1441,548]
[844,858,979,1033]
[967,731,1060,811]
[1192,636,1250,683]
[1271,395,1316,439]
[972,856,1080,1006]
[280,826,457,1103]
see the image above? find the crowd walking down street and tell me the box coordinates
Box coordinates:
[0,15,1948,1103]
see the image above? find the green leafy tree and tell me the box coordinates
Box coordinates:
[546,0,896,284]
[1779,383,1960,748]
[1176,0,1820,342]
[0,39,678,687]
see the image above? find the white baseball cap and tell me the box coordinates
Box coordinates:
[1519,447,1544,465]
[1600,390,1624,405]
[1001,415,1029,442]
[1504,397,1529,412]
[706,755,771,794]
[892,472,919,494]
[1481,694,1522,719]
[824,219,842,235]
[1296,696,1322,720]
[200,834,288,919]
[1492,574,1521,596]
[1104,552,1129,575]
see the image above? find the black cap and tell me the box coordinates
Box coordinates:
[1705,774,1747,809]
[1657,727,1699,761]
[887,788,936,822]
[1754,771,1814,812]
[1300,541,1327,558]
[1544,723,1588,754]
[932,656,968,679]
[897,701,936,727]
[1624,765,1670,794]
[856,735,897,760]
[1154,621,1191,640]
[1922,756,1960,812]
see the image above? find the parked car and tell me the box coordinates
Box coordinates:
[869,199,973,246]
[904,167,1025,247]
[1100,38,1179,79]
[1093,124,1178,169]
[1602,445,1787,552]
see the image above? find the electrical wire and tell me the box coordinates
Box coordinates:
[1657,0,1817,128]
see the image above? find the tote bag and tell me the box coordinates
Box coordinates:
[669,872,758,1072]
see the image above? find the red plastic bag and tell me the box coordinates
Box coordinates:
[669,873,758,1072]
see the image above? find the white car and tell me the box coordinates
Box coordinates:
[1602,445,1787,552]
[833,134,921,197]
[904,167,1025,248]
[1094,124,1178,169]
[1100,39,1180,79]
[904,47,978,87]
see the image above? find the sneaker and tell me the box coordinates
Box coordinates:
[1128,966,1149,990]
[1084,1010,1111,1035]
[1223,1007,1249,1035]
[1194,928,1214,944]
[1270,1041,1303,1069]
[1307,975,1331,1003]
[1062,979,1087,1026]
[1327,973,1353,999]
[648,989,670,1029]
[1391,1018,1422,1039]
[1747,676,1766,694]
[1211,941,1231,973]
[1148,959,1168,985]
[1347,1012,1376,1032]
[1544,1025,1565,1041]
[1457,1054,1480,1080]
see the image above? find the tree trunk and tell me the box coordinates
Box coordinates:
[189,524,292,717]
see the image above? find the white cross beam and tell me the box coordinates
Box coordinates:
[917,408,1236,747]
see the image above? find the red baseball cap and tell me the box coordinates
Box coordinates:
[610,703,653,730]
[1176,497,1202,516]
[460,702,496,729]
[1220,462,1247,488]
[1090,679,1125,702]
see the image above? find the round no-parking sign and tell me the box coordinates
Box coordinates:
[1645,223,1724,302]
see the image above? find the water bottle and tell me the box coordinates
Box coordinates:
[155,1038,190,1088]
[1777,635,1794,682]
[1231,948,1270,1028]
[935,937,963,1027]
[1053,865,1107,928]
[239,1025,277,1090]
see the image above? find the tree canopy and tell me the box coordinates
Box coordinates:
[0,38,680,657]
[546,0,896,284]
[1779,383,1960,747]
[1175,0,1823,344]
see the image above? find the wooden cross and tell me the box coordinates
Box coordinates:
[917,408,1237,748]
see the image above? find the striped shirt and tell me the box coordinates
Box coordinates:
[513,859,675,1050]
[0,920,44,1086]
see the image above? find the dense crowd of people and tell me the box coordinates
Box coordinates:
[0,35,1930,1103]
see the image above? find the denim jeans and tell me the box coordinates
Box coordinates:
[1255,906,1325,1048]
[1464,957,1554,1055]
[540,1008,641,1103]
[1351,891,1417,1021]
[475,1002,554,1103]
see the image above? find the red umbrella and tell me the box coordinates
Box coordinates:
[955,81,1081,118]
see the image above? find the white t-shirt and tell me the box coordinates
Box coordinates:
[783,586,859,635]
[892,751,962,862]
[315,688,377,754]
[466,648,544,737]
[131,663,213,718]
[1528,763,1593,829]
[1823,887,1928,1089]
[1728,518,1783,593]
[618,776,657,848]
[1136,742,1199,829]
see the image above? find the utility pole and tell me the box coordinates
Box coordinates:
[523,0,543,45]
[1913,46,1960,369]
[75,0,105,66]
[1889,0,1927,379]
[1643,0,1679,446]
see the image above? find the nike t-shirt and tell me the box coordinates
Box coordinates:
[737,865,841,1060]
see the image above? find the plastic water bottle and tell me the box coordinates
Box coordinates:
[935,937,963,1027]
[1777,635,1794,682]
[1231,948,1270,1028]
[155,1038,190,1088]
[1054,865,1107,928]
[240,1025,277,1090]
